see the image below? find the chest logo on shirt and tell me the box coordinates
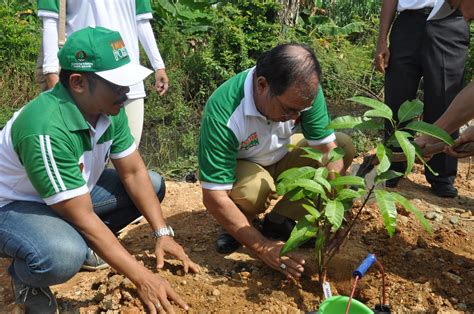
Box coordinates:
[240,132,259,151]
[79,162,84,173]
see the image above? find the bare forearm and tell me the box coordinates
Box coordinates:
[434,82,474,134]
[113,153,167,231]
[80,214,151,282]
[377,0,398,44]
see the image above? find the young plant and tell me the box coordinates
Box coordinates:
[276,96,453,279]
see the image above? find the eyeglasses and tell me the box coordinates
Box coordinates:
[275,95,312,116]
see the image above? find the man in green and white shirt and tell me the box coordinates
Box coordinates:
[0,27,196,314]
[198,44,354,279]
[37,0,168,145]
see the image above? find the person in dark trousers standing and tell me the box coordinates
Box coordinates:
[374,0,470,197]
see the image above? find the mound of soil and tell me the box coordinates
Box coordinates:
[1,159,473,313]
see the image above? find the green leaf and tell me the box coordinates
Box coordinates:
[326,116,363,129]
[376,144,390,174]
[299,147,324,163]
[390,193,432,233]
[157,0,177,15]
[354,118,385,130]
[324,200,345,231]
[314,167,329,179]
[286,179,328,200]
[375,170,403,185]
[404,121,454,145]
[397,99,423,123]
[330,175,365,187]
[348,96,393,120]
[302,203,321,219]
[413,144,438,176]
[374,190,397,237]
[335,188,365,201]
[364,109,393,121]
[327,147,345,163]
[314,176,331,192]
[394,131,415,174]
[280,215,317,256]
[287,187,307,202]
[276,167,316,195]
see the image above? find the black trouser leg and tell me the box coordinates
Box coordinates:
[384,12,426,174]
[422,14,470,185]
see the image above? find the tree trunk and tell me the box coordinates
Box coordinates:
[278,0,300,26]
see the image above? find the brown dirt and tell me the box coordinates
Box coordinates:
[0,159,473,313]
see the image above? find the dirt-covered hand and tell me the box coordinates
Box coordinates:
[136,272,188,314]
[155,69,169,96]
[256,239,305,279]
[155,236,200,273]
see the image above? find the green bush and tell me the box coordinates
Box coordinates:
[0,5,41,128]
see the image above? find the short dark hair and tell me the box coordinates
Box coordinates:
[59,69,96,92]
[255,43,322,96]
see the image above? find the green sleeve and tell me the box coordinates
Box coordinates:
[110,109,135,155]
[300,86,334,140]
[37,0,58,12]
[15,134,85,199]
[198,116,240,184]
[136,0,153,15]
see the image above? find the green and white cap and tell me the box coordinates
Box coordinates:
[58,26,153,86]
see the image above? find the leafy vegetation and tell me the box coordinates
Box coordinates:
[0,1,472,178]
[277,98,453,278]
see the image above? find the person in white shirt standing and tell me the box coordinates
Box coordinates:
[36,0,168,146]
[374,0,470,197]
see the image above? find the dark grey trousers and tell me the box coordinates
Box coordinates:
[385,9,470,185]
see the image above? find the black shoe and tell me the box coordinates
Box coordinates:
[262,215,317,248]
[261,215,296,241]
[216,230,241,254]
[430,182,458,198]
[385,176,401,188]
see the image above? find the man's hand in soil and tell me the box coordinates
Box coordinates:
[136,272,189,314]
[155,236,200,273]
[255,238,305,279]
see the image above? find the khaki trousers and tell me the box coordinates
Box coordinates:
[230,132,355,220]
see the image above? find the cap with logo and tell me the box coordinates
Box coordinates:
[58,26,153,87]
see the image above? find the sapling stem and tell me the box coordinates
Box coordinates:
[324,184,376,267]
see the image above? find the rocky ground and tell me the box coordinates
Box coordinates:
[0,156,473,313]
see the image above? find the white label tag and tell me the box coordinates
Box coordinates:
[322,281,332,299]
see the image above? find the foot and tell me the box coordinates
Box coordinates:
[261,215,296,241]
[430,182,458,198]
[216,229,241,254]
[385,176,401,188]
[81,248,109,271]
[11,276,58,314]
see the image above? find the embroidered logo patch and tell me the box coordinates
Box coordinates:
[240,132,259,151]
[110,39,128,61]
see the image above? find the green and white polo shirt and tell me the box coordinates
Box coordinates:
[0,83,135,207]
[198,67,335,190]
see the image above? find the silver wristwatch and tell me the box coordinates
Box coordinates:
[152,225,174,239]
